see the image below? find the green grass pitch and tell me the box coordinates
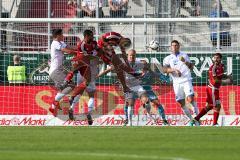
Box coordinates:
[0,127,240,160]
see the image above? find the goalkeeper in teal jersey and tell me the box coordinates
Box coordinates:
[97,49,170,126]
[123,49,169,126]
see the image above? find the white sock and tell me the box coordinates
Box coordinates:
[55,93,65,101]
[182,106,193,120]
[127,106,132,124]
[70,95,80,109]
[88,97,94,114]
[191,101,199,115]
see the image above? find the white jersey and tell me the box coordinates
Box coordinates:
[163,52,192,84]
[49,40,67,75]
[125,60,144,87]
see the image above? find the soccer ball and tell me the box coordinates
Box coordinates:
[148,40,159,50]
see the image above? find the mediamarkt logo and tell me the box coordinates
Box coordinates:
[0,117,47,126]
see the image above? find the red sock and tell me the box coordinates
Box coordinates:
[72,82,86,97]
[213,111,219,125]
[65,71,74,81]
[195,108,208,121]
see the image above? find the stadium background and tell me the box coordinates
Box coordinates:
[0,0,240,126]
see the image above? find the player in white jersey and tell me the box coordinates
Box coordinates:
[48,29,77,117]
[162,40,199,126]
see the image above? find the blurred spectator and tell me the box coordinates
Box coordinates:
[180,0,200,16]
[78,0,104,18]
[209,1,231,46]
[108,0,128,18]
[68,0,77,6]
[7,55,26,84]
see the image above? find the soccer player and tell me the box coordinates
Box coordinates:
[125,49,169,126]
[68,58,101,124]
[97,31,141,93]
[64,29,99,123]
[162,40,199,126]
[48,29,77,117]
[194,53,232,126]
[97,49,169,126]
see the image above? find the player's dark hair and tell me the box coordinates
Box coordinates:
[84,29,93,37]
[52,29,63,38]
[214,53,222,59]
[171,40,180,45]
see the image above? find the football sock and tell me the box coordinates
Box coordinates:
[88,97,94,114]
[124,105,128,120]
[127,106,133,124]
[213,110,220,125]
[70,95,80,109]
[182,106,193,120]
[158,104,166,120]
[191,101,199,115]
[195,108,208,121]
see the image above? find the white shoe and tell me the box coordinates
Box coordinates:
[190,119,200,126]
[194,119,200,126]
[213,123,220,127]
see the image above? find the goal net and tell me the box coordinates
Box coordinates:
[0,16,239,126]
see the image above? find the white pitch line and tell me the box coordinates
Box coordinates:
[0,150,190,160]
[47,151,191,160]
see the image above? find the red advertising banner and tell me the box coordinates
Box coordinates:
[0,85,239,115]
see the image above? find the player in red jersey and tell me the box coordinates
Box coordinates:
[97,31,141,93]
[194,53,232,126]
[63,30,99,122]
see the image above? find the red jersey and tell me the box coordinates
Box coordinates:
[208,63,224,89]
[98,32,122,48]
[96,32,123,64]
[77,40,98,56]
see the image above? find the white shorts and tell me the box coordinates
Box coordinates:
[130,85,144,92]
[125,85,146,100]
[173,80,194,101]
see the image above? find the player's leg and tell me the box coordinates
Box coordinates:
[143,85,168,124]
[140,95,153,119]
[194,87,214,124]
[174,83,194,122]
[213,90,221,126]
[135,86,154,121]
[213,104,221,126]
[85,83,96,125]
[115,70,131,92]
[123,101,129,125]
[68,68,91,120]
[194,104,213,122]
[184,81,199,115]
[49,68,75,117]
[64,55,90,85]
[150,99,169,125]
[124,91,135,126]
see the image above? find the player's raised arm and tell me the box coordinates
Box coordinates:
[162,66,181,77]
[61,47,77,55]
